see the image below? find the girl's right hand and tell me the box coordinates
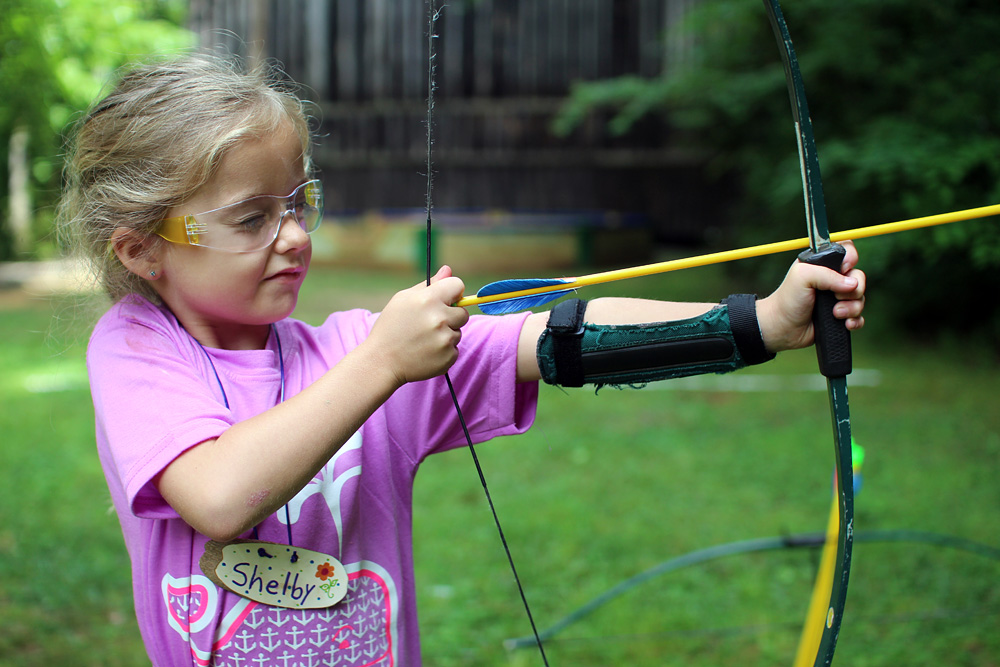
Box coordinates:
[365,265,470,386]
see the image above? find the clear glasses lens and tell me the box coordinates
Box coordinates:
[178,180,323,252]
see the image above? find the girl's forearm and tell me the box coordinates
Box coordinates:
[155,339,401,541]
[516,298,716,382]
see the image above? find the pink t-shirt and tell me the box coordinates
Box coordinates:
[88,296,538,666]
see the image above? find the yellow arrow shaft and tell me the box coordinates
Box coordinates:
[456,203,1000,309]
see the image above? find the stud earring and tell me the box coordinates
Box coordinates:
[149,270,157,278]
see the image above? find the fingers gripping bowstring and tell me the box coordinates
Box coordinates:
[423,3,551,664]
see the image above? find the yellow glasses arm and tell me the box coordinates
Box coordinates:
[157,215,204,246]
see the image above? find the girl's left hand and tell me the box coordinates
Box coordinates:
[757,241,867,353]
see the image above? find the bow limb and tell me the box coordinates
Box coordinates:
[762,1,854,665]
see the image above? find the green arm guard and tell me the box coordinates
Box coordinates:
[537,295,774,388]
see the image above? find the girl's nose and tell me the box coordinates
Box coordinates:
[274,209,311,252]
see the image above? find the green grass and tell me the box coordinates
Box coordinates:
[1,262,998,666]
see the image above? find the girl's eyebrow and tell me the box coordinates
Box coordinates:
[219,179,310,210]
[220,194,270,210]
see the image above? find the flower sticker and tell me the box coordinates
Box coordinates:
[315,562,336,581]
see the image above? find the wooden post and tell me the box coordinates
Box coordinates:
[7,126,32,256]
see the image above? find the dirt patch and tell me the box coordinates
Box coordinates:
[0,260,95,310]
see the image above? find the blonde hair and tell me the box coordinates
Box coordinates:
[58,53,314,303]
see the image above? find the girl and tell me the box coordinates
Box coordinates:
[60,54,865,666]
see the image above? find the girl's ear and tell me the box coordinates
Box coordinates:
[110,227,162,280]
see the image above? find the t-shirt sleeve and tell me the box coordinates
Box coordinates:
[381,312,539,461]
[88,302,234,519]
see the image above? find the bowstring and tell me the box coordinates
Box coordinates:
[423,3,549,664]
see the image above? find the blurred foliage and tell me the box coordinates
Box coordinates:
[555,0,1000,343]
[0,0,193,258]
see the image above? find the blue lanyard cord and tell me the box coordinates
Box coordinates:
[194,324,293,546]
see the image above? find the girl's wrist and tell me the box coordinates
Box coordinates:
[754,294,783,354]
[349,338,408,394]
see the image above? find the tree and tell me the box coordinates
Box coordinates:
[0,0,193,259]
[555,0,1000,342]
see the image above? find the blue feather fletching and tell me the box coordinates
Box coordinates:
[474,278,575,315]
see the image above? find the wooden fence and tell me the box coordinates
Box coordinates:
[189,0,697,100]
[187,0,732,247]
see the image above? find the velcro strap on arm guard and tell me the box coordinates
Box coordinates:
[541,297,589,387]
[721,294,776,366]
[537,295,775,388]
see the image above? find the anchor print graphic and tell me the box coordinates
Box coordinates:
[162,432,400,665]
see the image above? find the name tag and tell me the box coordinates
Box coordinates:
[201,540,347,609]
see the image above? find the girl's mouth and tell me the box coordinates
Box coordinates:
[266,267,304,282]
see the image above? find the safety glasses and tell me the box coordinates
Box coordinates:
[157,179,323,253]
